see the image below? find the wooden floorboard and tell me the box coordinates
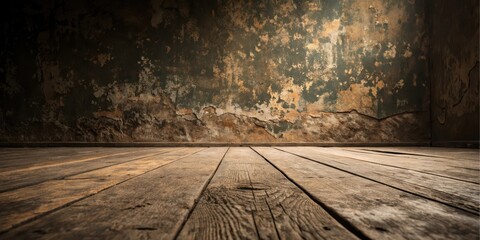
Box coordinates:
[326,147,480,184]
[0,148,227,239]
[339,147,479,170]
[0,148,102,162]
[276,147,479,213]
[253,147,479,240]
[356,147,480,161]
[0,148,181,192]
[0,148,203,233]
[0,148,151,172]
[0,146,478,240]
[0,147,166,171]
[178,147,358,240]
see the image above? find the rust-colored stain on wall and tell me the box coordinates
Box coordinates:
[1,0,433,142]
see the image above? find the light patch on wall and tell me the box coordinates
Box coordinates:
[336,83,376,116]
[384,42,397,59]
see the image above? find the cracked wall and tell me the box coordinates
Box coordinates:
[0,0,430,143]
[430,0,479,145]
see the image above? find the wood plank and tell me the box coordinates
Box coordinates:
[357,147,480,161]
[253,147,479,240]
[0,147,204,234]
[0,148,147,172]
[0,148,42,157]
[178,147,358,240]
[0,148,167,166]
[317,147,480,184]
[0,147,180,193]
[0,147,226,239]
[341,148,480,169]
[0,147,62,154]
[0,148,26,153]
[0,148,98,162]
[342,148,479,169]
[276,147,480,214]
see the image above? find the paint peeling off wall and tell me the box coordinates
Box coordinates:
[0,0,430,143]
[430,0,479,145]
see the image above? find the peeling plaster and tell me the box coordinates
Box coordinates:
[0,0,432,142]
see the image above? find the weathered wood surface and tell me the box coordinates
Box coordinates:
[339,147,480,169]
[0,146,478,240]
[0,148,181,192]
[321,147,480,184]
[0,147,203,233]
[0,148,147,172]
[0,148,102,163]
[354,147,480,161]
[253,147,479,240]
[178,147,358,240]
[276,147,480,213]
[0,147,227,239]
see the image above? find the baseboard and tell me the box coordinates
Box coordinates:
[431,141,479,148]
[0,141,431,147]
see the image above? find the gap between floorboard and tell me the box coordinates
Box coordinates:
[250,147,371,240]
[0,148,184,194]
[0,148,206,234]
[274,147,479,216]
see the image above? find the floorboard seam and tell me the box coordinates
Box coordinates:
[250,147,372,240]
[264,196,281,240]
[0,148,207,236]
[355,149,436,158]
[247,171,264,240]
[308,147,480,184]
[0,151,135,172]
[0,148,185,194]
[346,148,479,162]
[173,147,230,240]
[274,147,479,216]
[335,155,479,184]
[1,150,140,174]
[247,167,282,240]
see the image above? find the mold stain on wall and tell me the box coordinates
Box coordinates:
[0,0,431,142]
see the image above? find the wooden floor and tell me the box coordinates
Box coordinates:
[0,147,478,239]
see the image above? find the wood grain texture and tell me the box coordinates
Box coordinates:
[322,147,480,184]
[178,147,358,240]
[0,147,227,239]
[276,147,480,213]
[0,148,101,162]
[0,147,202,233]
[0,148,146,172]
[342,147,480,171]
[253,147,479,240]
[0,148,181,192]
[356,147,480,161]
[0,148,160,173]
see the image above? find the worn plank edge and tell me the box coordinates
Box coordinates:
[2,150,142,174]
[0,148,185,194]
[0,148,207,235]
[330,149,479,184]
[172,147,230,239]
[348,148,479,162]
[274,147,479,216]
[250,147,372,240]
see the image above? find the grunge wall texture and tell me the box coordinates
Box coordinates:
[0,0,476,143]
[430,0,479,146]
